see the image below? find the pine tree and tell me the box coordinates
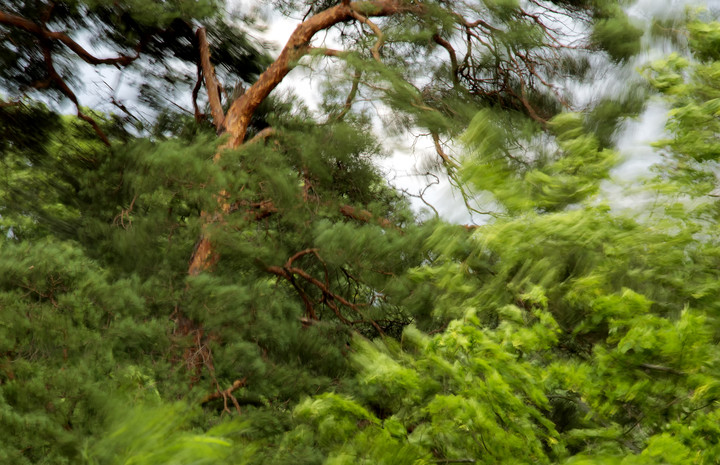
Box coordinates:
[4,1,712,464]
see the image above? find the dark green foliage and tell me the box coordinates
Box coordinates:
[592,11,644,62]
[7,2,720,465]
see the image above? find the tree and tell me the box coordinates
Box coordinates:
[2,0,707,464]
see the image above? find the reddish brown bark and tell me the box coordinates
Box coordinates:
[223,0,422,149]
[0,9,141,66]
[188,0,422,276]
[196,27,226,131]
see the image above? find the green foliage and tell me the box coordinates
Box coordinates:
[461,110,617,213]
[7,2,720,465]
[592,10,644,62]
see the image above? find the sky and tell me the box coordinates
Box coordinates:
[76,0,719,224]
[236,0,718,223]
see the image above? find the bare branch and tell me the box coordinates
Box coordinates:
[431,132,459,169]
[349,9,384,62]
[196,27,225,132]
[433,34,459,86]
[0,9,141,66]
[39,43,110,146]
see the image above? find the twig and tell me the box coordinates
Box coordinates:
[349,9,385,62]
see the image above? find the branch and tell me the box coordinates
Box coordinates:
[190,0,423,276]
[334,67,362,122]
[266,248,385,336]
[245,127,277,145]
[196,27,225,132]
[222,0,423,148]
[40,43,110,146]
[192,63,204,123]
[339,205,397,230]
[0,9,141,66]
[433,34,459,86]
[639,363,686,376]
[431,132,459,169]
[349,9,385,62]
[200,378,246,415]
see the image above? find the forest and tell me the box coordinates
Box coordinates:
[2,0,720,463]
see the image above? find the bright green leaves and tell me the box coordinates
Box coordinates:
[461,110,617,213]
[644,54,689,95]
[688,20,720,62]
[87,402,239,465]
[277,321,558,464]
[645,20,720,199]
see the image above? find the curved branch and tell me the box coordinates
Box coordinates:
[39,43,110,146]
[349,9,384,62]
[433,34,459,86]
[222,0,423,148]
[0,9,141,66]
[190,0,423,276]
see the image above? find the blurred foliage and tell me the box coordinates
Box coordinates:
[0,0,269,133]
[5,2,720,465]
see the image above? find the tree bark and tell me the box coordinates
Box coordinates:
[223,0,421,148]
[196,27,225,131]
[188,0,422,276]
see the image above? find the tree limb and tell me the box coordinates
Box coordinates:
[39,42,110,146]
[349,9,385,62]
[334,67,362,122]
[196,27,225,132]
[190,1,423,276]
[0,9,141,66]
[222,0,423,148]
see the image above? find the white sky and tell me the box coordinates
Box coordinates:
[239,0,718,223]
[76,0,719,223]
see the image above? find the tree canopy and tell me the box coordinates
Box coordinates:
[2,1,720,464]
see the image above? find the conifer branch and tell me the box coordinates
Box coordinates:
[196,27,226,132]
[190,1,423,276]
[222,0,424,148]
[38,43,110,146]
[267,248,386,336]
[349,9,385,62]
[334,68,362,122]
[0,9,143,67]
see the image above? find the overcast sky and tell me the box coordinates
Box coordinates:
[234,0,718,223]
[76,0,720,224]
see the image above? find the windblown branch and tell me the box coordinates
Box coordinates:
[334,67,362,122]
[0,9,142,66]
[222,0,423,148]
[189,0,422,276]
[431,132,459,169]
[433,34,459,86]
[196,27,226,132]
[39,43,110,146]
[349,9,385,62]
